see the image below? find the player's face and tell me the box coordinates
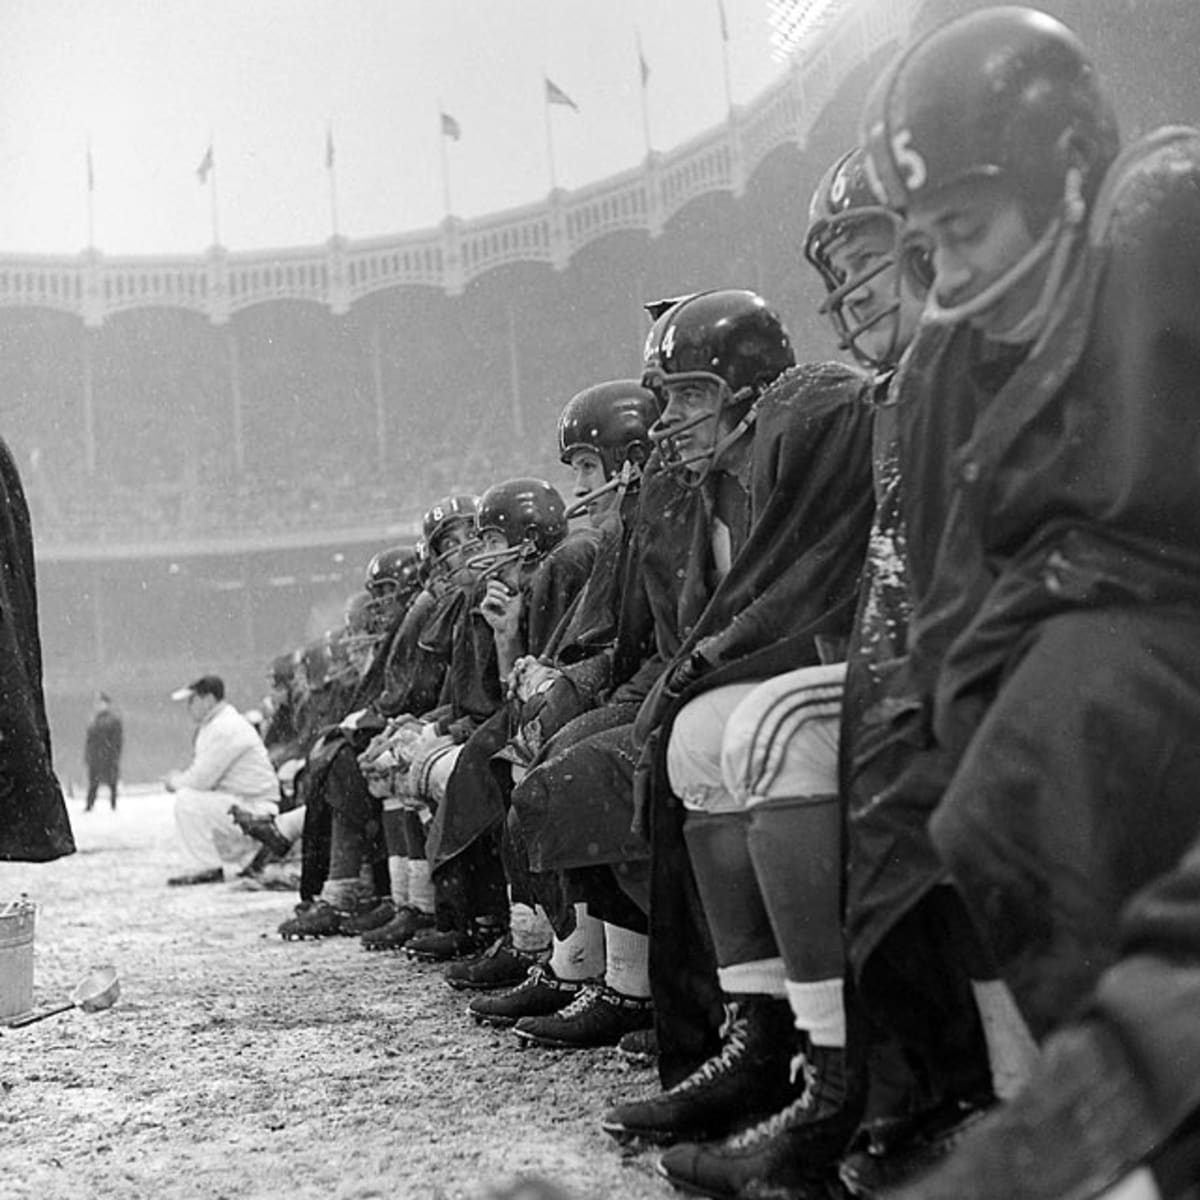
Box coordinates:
[433,520,479,581]
[658,378,723,463]
[568,449,615,528]
[905,177,1042,337]
[826,217,920,364]
[474,528,522,589]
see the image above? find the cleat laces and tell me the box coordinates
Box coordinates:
[668,1016,752,1097]
[551,983,604,1021]
[723,1091,817,1152]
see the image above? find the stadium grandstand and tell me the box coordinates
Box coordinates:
[4,0,1195,780]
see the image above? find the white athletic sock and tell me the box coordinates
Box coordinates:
[785,978,846,1047]
[717,956,788,999]
[407,858,435,915]
[387,857,409,907]
[604,923,650,999]
[548,904,605,981]
[971,978,1039,1100]
[509,896,552,953]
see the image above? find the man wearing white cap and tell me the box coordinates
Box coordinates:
[164,674,280,886]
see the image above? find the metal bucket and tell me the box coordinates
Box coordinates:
[0,901,36,1022]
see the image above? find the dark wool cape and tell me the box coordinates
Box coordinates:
[637,362,877,1084]
[0,438,73,862]
[883,128,1200,1155]
[425,528,599,872]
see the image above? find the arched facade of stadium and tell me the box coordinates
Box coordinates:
[6,0,1198,778]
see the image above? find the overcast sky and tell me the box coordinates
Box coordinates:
[1,0,787,257]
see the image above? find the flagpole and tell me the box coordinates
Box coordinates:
[437,102,453,218]
[637,33,652,156]
[208,137,221,247]
[719,1,734,115]
[327,123,340,238]
[85,135,95,249]
[542,75,559,192]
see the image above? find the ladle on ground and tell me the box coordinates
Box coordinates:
[6,965,120,1028]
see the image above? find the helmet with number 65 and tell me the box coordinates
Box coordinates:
[805,147,934,368]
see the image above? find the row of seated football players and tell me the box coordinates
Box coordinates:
[235,9,1200,1196]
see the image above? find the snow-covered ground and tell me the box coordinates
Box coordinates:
[0,790,666,1199]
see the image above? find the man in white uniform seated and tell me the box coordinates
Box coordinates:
[164,674,281,886]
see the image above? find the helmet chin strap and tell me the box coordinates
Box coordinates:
[649,386,758,488]
[563,459,641,521]
[925,166,1086,342]
[466,539,539,583]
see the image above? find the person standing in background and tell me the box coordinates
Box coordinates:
[84,693,123,812]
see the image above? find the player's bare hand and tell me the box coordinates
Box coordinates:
[480,580,521,636]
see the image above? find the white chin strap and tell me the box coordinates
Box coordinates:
[563,459,640,521]
[925,167,1086,344]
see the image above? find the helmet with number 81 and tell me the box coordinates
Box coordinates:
[642,289,794,484]
[558,380,659,521]
[422,494,481,584]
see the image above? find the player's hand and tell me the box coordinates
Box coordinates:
[480,580,522,637]
[513,661,561,703]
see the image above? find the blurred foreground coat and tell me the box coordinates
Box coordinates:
[0,437,73,862]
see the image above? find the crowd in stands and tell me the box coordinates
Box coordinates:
[26,414,561,546]
[158,10,1200,1198]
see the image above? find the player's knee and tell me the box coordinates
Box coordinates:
[666,700,734,812]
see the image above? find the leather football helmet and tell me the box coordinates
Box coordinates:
[557,380,659,519]
[364,545,422,599]
[804,147,932,368]
[861,7,1119,329]
[422,494,481,577]
[642,289,794,482]
[468,478,568,579]
[363,544,422,633]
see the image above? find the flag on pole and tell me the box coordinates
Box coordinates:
[638,34,650,88]
[718,0,730,42]
[325,125,335,169]
[544,77,579,111]
[196,144,214,184]
[86,145,95,192]
[440,111,461,141]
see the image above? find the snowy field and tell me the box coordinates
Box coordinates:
[0,789,667,1200]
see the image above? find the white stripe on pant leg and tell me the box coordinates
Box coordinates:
[721,663,845,805]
